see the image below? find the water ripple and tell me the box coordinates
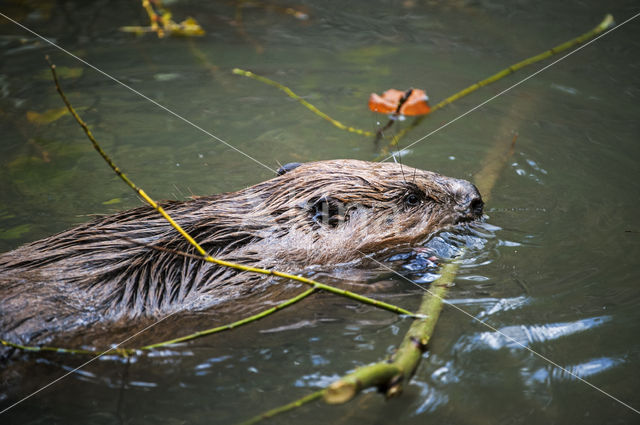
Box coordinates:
[294,372,341,388]
[447,295,529,319]
[522,356,623,386]
[411,380,449,415]
[386,221,502,284]
[511,152,548,184]
[459,315,611,352]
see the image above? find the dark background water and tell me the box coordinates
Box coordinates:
[1,1,639,424]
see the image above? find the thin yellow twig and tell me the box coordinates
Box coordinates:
[140,287,317,350]
[232,68,375,137]
[376,14,614,159]
[238,390,325,425]
[1,287,318,355]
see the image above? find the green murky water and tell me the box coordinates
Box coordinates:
[1,1,639,424]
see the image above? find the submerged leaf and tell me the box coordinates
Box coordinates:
[119,25,154,35]
[102,198,122,205]
[0,224,31,240]
[37,66,83,80]
[26,107,69,125]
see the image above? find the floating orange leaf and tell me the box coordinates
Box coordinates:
[368,88,431,116]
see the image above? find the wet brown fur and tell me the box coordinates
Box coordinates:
[0,159,482,345]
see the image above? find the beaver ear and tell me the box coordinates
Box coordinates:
[277,162,303,176]
[307,196,346,228]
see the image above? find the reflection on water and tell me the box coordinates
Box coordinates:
[462,315,611,351]
[387,221,501,284]
[1,0,640,424]
[413,379,449,415]
[449,295,529,318]
[512,152,549,183]
[523,356,623,386]
[294,372,341,389]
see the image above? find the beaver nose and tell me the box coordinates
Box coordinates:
[455,180,484,219]
[469,196,484,217]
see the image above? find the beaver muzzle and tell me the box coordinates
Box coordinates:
[453,179,484,222]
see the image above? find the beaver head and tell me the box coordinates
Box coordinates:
[247,159,483,265]
[0,159,482,341]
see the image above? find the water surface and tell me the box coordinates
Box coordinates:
[1,1,639,424]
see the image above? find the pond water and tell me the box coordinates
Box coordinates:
[1,1,639,424]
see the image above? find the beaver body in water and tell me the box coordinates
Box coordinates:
[0,159,482,346]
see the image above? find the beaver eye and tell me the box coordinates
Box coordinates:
[405,193,421,207]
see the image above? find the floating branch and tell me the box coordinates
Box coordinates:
[140,287,316,350]
[1,339,112,356]
[238,390,325,425]
[238,262,458,425]
[376,13,614,158]
[232,68,375,137]
[325,260,456,403]
[230,15,612,153]
[1,287,318,356]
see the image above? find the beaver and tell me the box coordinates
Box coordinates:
[0,159,482,346]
